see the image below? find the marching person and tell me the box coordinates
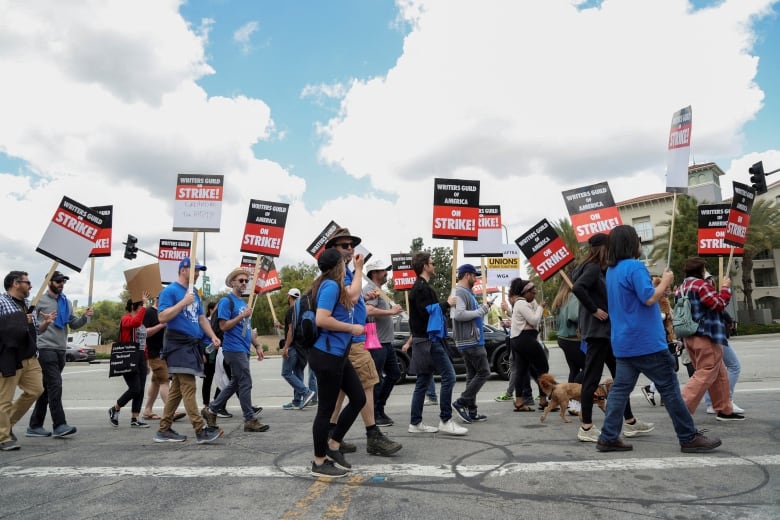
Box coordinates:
[280,288,316,410]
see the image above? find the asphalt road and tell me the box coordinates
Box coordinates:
[1,334,779,519]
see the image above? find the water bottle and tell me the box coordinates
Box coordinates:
[204,343,215,354]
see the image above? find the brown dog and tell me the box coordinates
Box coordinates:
[538,374,613,423]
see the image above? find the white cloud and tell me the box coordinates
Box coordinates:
[233,21,259,54]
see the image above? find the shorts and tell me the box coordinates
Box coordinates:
[148,357,169,385]
[348,342,380,387]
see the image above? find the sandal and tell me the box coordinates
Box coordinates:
[513,404,534,412]
[142,413,161,420]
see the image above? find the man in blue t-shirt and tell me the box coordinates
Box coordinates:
[154,258,222,445]
[202,268,269,433]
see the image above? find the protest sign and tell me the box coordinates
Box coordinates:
[562,182,622,244]
[432,178,480,241]
[158,239,191,284]
[486,244,520,287]
[698,204,744,257]
[172,174,224,232]
[515,219,574,282]
[390,254,415,291]
[463,205,503,257]
[724,182,756,248]
[306,221,341,259]
[666,106,693,192]
[240,199,289,257]
[36,196,105,272]
[89,205,113,257]
[124,263,162,301]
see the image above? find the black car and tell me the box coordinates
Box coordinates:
[391,317,511,384]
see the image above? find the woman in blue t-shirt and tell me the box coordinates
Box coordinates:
[308,248,366,478]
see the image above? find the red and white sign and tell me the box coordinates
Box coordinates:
[666,106,693,192]
[172,174,224,232]
[724,182,756,248]
[515,219,574,281]
[241,199,289,257]
[36,196,105,272]
[562,182,622,244]
[697,204,744,257]
[391,254,416,291]
[158,239,191,284]
[306,221,341,259]
[89,205,113,258]
[432,178,480,241]
[241,255,281,294]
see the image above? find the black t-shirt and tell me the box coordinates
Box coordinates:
[143,307,164,358]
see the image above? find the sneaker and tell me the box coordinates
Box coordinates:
[129,419,149,429]
[452,400,473,424]
[252,406,264,418]
[706,405,716,414]
[244,419,270,432]
[52,424,78,437]
[173,411,187,422]
[108,407,119,427]
[494,392,514,402]
[326,447,352,470]
[375,413,394,427]
[282,402,299,410]
[338,439,357,453]
[408,423,439,433]
[731,402,745,414]
[215,408,233,419]
[366,430,402,456]
[681,431,722,453]
[0,439,20,451]
[311,459,348,478]
[716,412,746,421]
[623,418,655,438]
[596,438,633,452]
[469,412,488,422]
[26,427,52,437]
[424,396,438,406]
[201,406,217,428]
[641,385,656,406]
[308,399,318,407]
[577,426,601,443]
[438,419,468,436]
[154,428,187,443]
[299,390,316,410]
[568,399,581,416]
[196,426,224,444]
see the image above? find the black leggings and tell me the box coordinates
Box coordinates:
[558,337,585,383]
[511,330,549,398]
[117,361,148,414]
[309,347,366,458]
[580,337,633,423]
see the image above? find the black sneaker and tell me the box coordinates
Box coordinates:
[681,432,722,453]
[311,459,348,478]
[375,413,394,427]
[252,406,263,419]
[716,412,746,421]
[216,408,233,419]
[452,400,473,424]
[196,426,223,444]
[338,439,357,453]
[108,407,119,427]
[641,385,656,406]
[326,447,352,470]
[130,419,149,429]
[366,430,402,456]
[469,412,488,422]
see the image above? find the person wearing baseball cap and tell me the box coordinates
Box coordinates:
[179,257,207,271]
[363,259,403,427]
[279,287,317,410]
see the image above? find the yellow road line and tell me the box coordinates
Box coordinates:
[321,474,364,519]
[281,478,331,519]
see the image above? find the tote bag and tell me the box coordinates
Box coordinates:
[364,322,382,350]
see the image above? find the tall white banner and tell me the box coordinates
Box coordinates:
[666,106,692,192]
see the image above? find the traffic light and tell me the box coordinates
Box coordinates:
[749,161,767,195]
[124,234,138,260]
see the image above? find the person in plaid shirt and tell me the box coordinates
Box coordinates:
[676,258,745,422]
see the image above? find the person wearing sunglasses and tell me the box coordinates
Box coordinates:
[201,268,269,433]
[28,270,92,438]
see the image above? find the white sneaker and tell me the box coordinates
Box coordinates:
[438,419,468,436]
[706,405,716,414]
[623,418,655,437]
[408,423,439,433]
[577,425,601,442]
[424,397,438,406]
[568,399,581,414]
[731,402,745,414]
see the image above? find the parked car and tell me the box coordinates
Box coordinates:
[391,316,511,384]
[65,343,97,362]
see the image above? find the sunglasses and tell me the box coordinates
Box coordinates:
[236,278,249,284]
[334,242,355,249]
[16,280,32,286]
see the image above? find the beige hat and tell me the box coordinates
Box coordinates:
[225,267,251,286]
[325,227,362,248]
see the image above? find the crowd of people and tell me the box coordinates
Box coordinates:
[0,225,746,471]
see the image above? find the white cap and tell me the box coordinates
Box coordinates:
[365,259,391,273]
[287,288,301,298]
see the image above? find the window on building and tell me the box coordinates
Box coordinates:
[633,217,653,243]
[755,249,772,260]
[753,267,777,288]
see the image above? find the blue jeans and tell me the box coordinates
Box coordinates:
[410,340,456,425]
[281,347,309,405]
[600,350,698,445]
[209,351,254,421]
[704,344,740,406]
[371,342,401,414]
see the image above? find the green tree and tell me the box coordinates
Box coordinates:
[649,194,699,279]
[84,299,125,343]
[739,198,780,321]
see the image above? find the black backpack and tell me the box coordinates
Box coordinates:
[293,284,340,350]
[210,296,235,341]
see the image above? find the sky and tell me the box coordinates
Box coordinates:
[1,0,779,305]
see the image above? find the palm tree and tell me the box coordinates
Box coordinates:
[739,198,780,321]
[648,194,699,279]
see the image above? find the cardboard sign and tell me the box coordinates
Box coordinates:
[172,174,224,232]
[666,105,693,192]
[486,244,520,287]
[88,205,113,258]
[515,219,574,281]
[463,205,504,257]
[432,178,480,241]
[698,204,744,257]
[724,182,756,248]
[36,196,105,272]
[158,239,191,285]
[240,199,289,257]
[306,220,341,259]
[562,182,622,244]
[124,263,163,301]
[391,254,416,291]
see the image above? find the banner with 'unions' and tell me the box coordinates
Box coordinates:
[36,196,105,272]
[666,105,692,192]
[724,182,756,248]
[390,254,416,291]
[515,219,574,282]
[240,199,289,257]
[432,178,480,241]
[172,174,224,232]
[89,205,113,258]
[697,204,744,257]
[562,182,622,244]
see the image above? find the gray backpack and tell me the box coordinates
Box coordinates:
[672,284,700,338]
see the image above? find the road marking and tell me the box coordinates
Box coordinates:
[281,478,332,519]
[2,455,778,479]
[322,475,364,519]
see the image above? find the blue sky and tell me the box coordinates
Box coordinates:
[1,0,779,302]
